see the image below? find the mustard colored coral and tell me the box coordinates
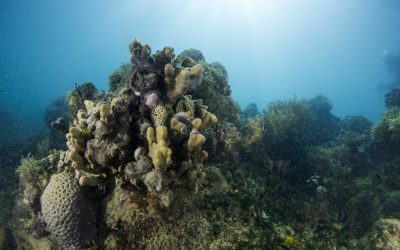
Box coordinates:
[164,63,203,104]
[147,126,172,172]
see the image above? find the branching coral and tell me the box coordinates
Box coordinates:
[147,126,172,172]
[164,62,203,104]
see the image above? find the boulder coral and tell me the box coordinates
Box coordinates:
[41,171,96,248]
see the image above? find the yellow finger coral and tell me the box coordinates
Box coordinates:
[187,120,206,152]
[164,63,203,104]
[170,117,187,134]
[147,126,172,172]
[200,109,218,130]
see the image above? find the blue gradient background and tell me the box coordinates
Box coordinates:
[1,0,400,140]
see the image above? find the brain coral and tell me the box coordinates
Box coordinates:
[40,171,96,248]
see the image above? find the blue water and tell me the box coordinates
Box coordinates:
[1,0,400,141]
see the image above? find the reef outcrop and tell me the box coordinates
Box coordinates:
[63,39,218,214]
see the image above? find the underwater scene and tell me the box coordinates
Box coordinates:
[1,0,400,249]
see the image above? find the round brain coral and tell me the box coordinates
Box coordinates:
[40,171,96,248]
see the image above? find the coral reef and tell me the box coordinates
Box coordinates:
[63,39,217,214]
[6,39,400,250]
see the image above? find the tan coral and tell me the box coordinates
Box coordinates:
[84,100,95,113]
[99,102,109,120]
[78,175,100,186]
[170,117,186,134]
[187,120,206,153]
[67,150,85,169]
[192,118,202,131]
[200,109,218,130]
[147,126,172,172]
[164,63,203,103]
